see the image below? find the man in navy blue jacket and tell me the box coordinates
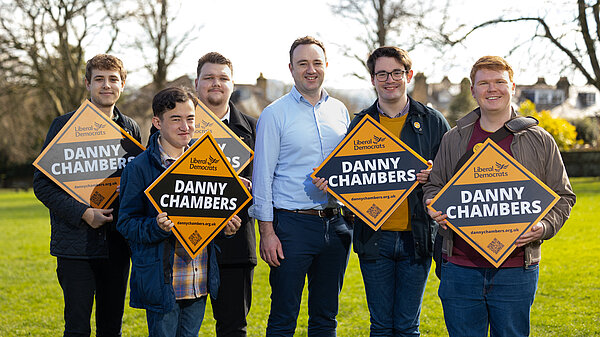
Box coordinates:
[314,46,450,336]
[117,87,240,336]
[353,47,449,336]
[33,54,141,337]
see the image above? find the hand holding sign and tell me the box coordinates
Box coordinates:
[427,139,559,267]
[224,215,242,236]
[515,222,544,247]
[144,132,252,259]
[156,212,174,232]
[312,168,328,193]
[82,208,114,229]
[416,160,433,184]
[425,199,448,229]
[311,115,430,231]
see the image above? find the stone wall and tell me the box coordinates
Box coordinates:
[561,150,600,177]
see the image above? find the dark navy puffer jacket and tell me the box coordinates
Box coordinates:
[33,107,141,259]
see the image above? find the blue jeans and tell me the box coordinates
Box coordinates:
[266,210,352,337]
[146,297,207,337]
[439,261,539,337]
[359,231,431,337]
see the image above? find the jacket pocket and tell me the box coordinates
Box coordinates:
[131,259,164,307]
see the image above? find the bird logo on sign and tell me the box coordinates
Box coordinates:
[373,135,386,144]
[208,155,219,165]
[495,162,509,171]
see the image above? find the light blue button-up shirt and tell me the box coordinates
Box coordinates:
[249,86,350,222]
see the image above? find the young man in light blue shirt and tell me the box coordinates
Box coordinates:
[249,36,353,336]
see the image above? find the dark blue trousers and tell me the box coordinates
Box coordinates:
[266,210,352,337]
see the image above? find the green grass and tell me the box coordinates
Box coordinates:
[1,177,598,336]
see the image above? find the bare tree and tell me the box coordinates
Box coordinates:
[439,0,600,92]
[0,0,126,171]
[330,0,439,79]
[133,0,199,90]
[0,0,126,118]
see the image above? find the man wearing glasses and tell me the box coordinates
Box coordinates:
[350,46,450,336]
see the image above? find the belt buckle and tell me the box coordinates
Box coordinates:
[319,208,338,218]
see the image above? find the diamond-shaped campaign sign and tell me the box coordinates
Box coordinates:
[193,100,253,174]
[428,138,560,267]
[145,132,252,259]
[33,100,145,209]
[311,115,430,231]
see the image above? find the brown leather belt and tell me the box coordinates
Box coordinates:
[277,208,341,218]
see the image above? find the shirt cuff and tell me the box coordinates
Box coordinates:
[248,204,273,222]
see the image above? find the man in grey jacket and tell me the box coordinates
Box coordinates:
[423,56,575,337]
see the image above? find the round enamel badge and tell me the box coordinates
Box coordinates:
[413,121,421,129]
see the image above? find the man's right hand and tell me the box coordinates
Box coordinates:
[258,220,284,267]
[82,208,114,229]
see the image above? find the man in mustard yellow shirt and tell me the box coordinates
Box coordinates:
[349,46,450,336]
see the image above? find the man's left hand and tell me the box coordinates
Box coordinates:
[312,168,328,192]
[515,222,544,247]
[224,215,242,236]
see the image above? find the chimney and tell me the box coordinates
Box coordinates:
[256,72,267,97]
[440,76,451,89]
[535,77,547,85]
[411,72,428,103]
[556,76,570,99]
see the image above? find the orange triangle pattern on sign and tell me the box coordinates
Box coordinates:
[33,100,145,209]
[144,132,252,259]
[312,115,430,231]
[192,100,253,174]
[428,138,560,267]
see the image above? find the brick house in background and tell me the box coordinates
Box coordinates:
[410,73,600,120]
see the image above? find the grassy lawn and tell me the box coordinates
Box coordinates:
[1,177,598,336]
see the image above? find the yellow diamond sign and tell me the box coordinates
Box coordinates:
[33,100,145,208]
[144,132,252,258]
[428,138,560,267]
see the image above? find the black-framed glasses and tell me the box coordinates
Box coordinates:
[374,70,408,82]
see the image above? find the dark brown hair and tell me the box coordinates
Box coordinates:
[289,36,326,64]
[366,46,412,76]
[152,87,196,118]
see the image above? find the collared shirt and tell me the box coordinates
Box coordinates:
[249,86,350,221]
[377,100,410,118]
[158,136,208,299]
[221,107,231,125]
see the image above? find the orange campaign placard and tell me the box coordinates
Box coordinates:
[192,100,253,174]
[33,100,145,209]
[144,132,252,259]
[311,115,430,231]
[428,138,560,267]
